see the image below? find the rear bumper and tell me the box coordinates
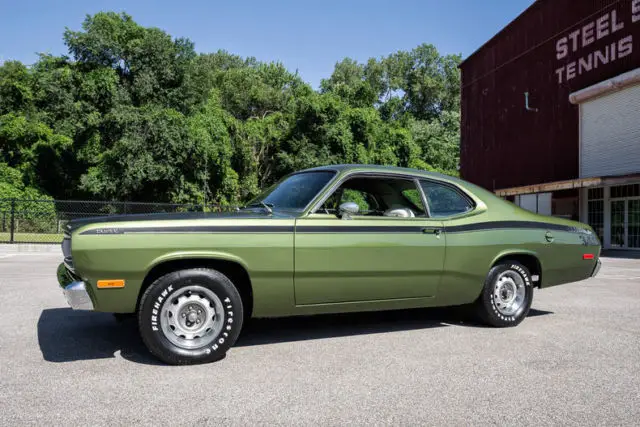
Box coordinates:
[63,281,94,310]
[591,259,602,278]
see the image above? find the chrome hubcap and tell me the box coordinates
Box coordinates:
[159,285,224,349]
[493,270,526,316]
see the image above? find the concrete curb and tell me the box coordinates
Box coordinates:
[0,244,61,254]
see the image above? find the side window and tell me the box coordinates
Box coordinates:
[318,176,424,217]
[420,181,473,218]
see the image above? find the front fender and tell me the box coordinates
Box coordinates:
[144,250,251,276]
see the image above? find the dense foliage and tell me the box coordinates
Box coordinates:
[0,12,461,205]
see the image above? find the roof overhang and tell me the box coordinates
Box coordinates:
[569,68,640,104]
[494,174,640,197]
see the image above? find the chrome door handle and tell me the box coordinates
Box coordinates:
[422,227,441,236]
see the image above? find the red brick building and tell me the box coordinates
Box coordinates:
[460,0,640,250]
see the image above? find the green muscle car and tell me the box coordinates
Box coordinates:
[58,165,601,364]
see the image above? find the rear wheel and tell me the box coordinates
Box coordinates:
[138,268,243,365]
[476,260,533,327]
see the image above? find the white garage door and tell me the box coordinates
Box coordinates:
[514,193,552,215]
[580,83,640,178]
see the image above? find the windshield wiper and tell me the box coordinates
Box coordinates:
[245,201,274,214]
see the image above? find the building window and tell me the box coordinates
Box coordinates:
[629,200,640,249]
[611,200,625,248]
[588,200,604,244]
[610,184,640,199]
[587,188,604,244]
[588,188,604,200]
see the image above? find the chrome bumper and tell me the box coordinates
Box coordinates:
[591,259,602,278]
[63,281,94,310]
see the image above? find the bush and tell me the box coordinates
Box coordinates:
[0,163,57,233]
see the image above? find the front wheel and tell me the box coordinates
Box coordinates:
[138,268,243,365]
[476,260,533,327]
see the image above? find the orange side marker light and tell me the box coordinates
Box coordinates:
[97,279,126,289]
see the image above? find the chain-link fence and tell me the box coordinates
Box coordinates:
[0,199,231,244]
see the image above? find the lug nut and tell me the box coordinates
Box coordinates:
[182,313,186,318]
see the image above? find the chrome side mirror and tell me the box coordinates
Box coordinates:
[338,202,359,219]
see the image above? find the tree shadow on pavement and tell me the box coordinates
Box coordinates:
[37,306,553,364]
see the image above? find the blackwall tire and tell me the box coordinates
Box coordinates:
[138,268,243,365]
[476,260,533,327]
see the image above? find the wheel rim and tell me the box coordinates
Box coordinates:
[492,270,526,316]
[159,285,224,350]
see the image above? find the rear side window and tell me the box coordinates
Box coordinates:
[420,180,473,218]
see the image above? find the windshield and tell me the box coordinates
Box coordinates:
[246,171,336,211]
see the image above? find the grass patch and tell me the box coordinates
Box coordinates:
[0,232,63,244]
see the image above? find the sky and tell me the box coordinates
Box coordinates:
[0,0,535,88]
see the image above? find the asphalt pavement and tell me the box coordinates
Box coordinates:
[1,249,639,426]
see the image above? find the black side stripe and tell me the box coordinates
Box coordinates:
[80,221,583,235]
[80,225,294,235]
[295,226,424,233]
[445,221,580,234]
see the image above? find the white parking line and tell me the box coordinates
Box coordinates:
[0,253,58,259]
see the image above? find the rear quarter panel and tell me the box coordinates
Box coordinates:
[434,179,599,304]
[437,226,548,305]
[438,216,599,304]
[538,230,600,287]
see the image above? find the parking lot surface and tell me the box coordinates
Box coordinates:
[1,250,639,426]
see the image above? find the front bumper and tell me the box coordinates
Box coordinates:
[591,259,602,278]
[63,281,94,310]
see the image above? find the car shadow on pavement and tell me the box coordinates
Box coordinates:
[236,307,553,346]
[37,308,162,365]
[37,307,553,364]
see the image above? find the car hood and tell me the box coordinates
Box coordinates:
[66,209,298,232]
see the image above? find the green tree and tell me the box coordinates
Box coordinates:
[0,12,462,206]
[0,61,33,114]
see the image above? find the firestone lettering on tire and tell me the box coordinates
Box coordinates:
[209,300,233,352]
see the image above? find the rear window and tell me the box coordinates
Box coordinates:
[420,181,473,218]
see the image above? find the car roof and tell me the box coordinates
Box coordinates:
[297,164,498,203]
[299,164,450,179]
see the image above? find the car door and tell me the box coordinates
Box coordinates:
[293,175,445,305]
